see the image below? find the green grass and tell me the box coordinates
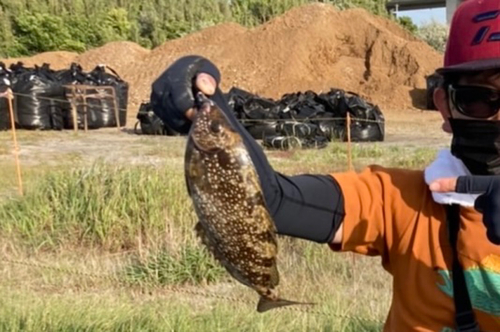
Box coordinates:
[0,132,443,331]
[0,285,384,332]
[0,163,196,252]
[123,244,226,286]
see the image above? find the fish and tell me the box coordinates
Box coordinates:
[184,92,314,313]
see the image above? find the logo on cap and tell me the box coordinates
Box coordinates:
[472,10,500,45]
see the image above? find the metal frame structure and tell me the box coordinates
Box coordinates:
[64,84,122,133]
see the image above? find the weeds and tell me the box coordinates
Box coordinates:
[0,162,195,251]
[122,244,226,286]
[0,135,441,331]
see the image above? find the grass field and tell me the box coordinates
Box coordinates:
[0,111,450,331]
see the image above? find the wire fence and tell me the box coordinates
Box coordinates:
[0,87,389,194]
[5,88,388,125]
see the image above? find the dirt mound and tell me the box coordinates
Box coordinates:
[0,51,78,70]
[208,4,442,110]
[150,22,247,57]
[0,3,444,121]
[74,41,150,74]
[130,22,248,105]
[130,3,442,112]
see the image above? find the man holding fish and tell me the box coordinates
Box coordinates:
[150,1,500,330]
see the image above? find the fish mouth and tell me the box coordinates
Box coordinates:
[195,92,214,110]
[198,102,212,114]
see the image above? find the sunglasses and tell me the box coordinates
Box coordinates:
[448,84,500,119]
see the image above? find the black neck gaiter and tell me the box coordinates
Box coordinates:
[449,118,500,176]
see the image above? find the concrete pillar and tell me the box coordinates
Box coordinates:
[446,0,465,23]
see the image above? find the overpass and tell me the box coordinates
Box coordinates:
[386,0,466,23]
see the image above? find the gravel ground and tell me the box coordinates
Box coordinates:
[0,109,451,168]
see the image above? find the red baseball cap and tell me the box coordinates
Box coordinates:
[436,0,500,75]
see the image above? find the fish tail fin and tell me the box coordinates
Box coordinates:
[256,296,315,313]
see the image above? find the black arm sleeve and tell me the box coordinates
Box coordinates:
[211,89,346,244]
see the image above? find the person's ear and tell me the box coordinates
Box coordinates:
[434,87,452,133]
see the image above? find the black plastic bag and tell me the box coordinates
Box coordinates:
[69,86,117,130]
[87,65,129,127]
[276,121,319,140]
[316,89,345,114]
[55,62,89,85]
[62,70,123,130]
[225,87,256,118]
[12,64,66,130]
[278,90,327,121]
[0,63,12,131]
[245,121,278,139]
[338,92,385,142]
[64,64,128,130]
[315,120,345,141]
[223,86,385,150]
[9,62,31,84]
[225,87,281,139]
[135,102,180,136]
[262,134,328,151]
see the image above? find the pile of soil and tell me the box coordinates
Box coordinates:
[0,3,444,121]
[1,51,78,70]
[74,41,150,75]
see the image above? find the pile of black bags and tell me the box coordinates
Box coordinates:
[0,64,13,131]
[0,61,129,131]
[226,87,385,149]
[136,86,385,150]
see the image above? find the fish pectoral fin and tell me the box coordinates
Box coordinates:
[256,296,316,313]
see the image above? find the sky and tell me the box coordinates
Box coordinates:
[396,7,447,26]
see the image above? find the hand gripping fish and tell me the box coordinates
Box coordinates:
[184,92,314,313]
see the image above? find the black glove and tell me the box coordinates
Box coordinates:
[456,175,500,245]
[149,55,221,134]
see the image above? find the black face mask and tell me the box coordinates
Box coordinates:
[449,118,500,175]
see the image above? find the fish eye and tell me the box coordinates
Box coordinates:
[210,120,222,133]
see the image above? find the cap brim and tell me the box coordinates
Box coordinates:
[436,58,500,75]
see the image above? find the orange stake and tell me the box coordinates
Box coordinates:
[4,88,23,196]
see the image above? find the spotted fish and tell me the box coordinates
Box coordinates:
[184,93,313,313]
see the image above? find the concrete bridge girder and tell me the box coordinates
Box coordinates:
[386,0,466,23]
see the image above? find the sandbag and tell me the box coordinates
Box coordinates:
[225,87,281,139]
[225,86,385,149]
[135,102,180,136]
[66,87,117,130]
[11,64,66,130]
[0,63,12,131]
[64,64,129,130]
[279,90,327,121]
[55,62,94,129]
[338,91,385,142]
[262,134,328,151]
[55,62,89,85]
[87,65,129,127]
[9,62,31,83]
[276,121,319,139]
[313,89,349,141]
[226,87,256,118]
